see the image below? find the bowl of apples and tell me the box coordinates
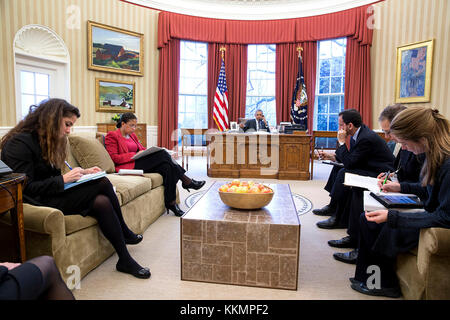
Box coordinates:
[218,180,274,209]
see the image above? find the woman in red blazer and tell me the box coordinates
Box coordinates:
[105,113,205,216]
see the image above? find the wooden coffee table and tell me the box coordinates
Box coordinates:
[181,181,301,290]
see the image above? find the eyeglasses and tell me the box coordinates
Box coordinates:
[126,123,137,128]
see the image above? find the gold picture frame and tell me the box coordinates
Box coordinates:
[95,78,136,113]
[88,21,144,76]
[395,39,434,103]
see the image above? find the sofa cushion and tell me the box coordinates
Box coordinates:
[106,174,152,205]
[68,135,115,173]
[65,215,98,235]
[144,173,163,189]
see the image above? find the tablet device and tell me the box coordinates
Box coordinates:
[370,192,424,209]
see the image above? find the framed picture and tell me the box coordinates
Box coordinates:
[230,121,238,131]
[95,78,135,113]
[88,21,144,76]
[395,39,434,103]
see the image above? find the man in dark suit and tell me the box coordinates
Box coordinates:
[240,109,270,132]
[314,109,395,230]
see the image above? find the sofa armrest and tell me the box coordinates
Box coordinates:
[22,203,66,253]
[417,228,450,274]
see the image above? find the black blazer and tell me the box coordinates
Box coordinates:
[395,150,424,183]
[335,124,394,174]
[1,131,65,205]
[243,119,270,132]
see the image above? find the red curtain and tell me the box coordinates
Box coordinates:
[208,43,248,129]
[276,41,317,131]
[157,39,180,150]
[158,4,378,47]
[344,37,373,128]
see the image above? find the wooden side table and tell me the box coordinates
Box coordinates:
[97,123,147,148]
[0,173,27,262]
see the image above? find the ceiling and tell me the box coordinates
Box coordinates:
[124,0,378,20]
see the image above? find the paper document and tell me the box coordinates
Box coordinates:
[118,169,144,176]
[132,146,175,160]
[64,171,106,190]
[344,172,380,193]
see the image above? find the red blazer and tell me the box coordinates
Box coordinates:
[105,129,145,172]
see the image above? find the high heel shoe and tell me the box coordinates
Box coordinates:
[182,179,206,193]
[166,203,185,217]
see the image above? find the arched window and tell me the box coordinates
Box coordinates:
[13,25,70,121]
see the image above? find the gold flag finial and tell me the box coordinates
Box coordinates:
[297,46,303,58]
[219,47,226,60]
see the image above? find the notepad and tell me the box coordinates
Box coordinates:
[64,171,106,190]
[118,169,144,176]
[131,146,176,160]
[344,173,380,193]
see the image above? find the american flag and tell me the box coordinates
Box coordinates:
[213,59,229,131]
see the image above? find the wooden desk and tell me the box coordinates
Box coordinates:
[0,173,26,262]
[97,123,147,148]
[206,132,311,180]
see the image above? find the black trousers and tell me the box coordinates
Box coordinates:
[134,150,185,206]
[324,166,379,227]
[355,213,420,288]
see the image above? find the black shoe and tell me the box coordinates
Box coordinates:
[316,216,346,229]
[167,203,185,217]
[125,234,143,245]
[116,261,151,279]
[350,282,401,298]
[182,179,206,193]
[333,249,359,264]
[312,205,336,216]
[328,236,357,248]
[349,277,362,285]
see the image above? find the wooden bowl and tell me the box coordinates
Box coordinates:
[218,191,274,209]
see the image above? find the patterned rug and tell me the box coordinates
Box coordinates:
[184,191,313,216]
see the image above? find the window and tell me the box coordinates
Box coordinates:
[178,41,208,145]
[246,44,276,127]
[314,38,347,133]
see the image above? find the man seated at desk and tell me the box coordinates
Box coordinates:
[239,109,270,133]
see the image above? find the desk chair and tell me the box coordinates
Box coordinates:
[180,128,208,170]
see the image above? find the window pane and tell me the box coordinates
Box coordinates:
[318,96,328,114]
[331,57,343,76]
[317,114,328,130]
[35,73,49,95]
[329,114,339,131]
[329,96,340,114]
[319,40,331,59]
[21,71,35,94]
[319,78,330,94]
[319,60,330,77]
[330,77,342,93]
[21,94,35,118]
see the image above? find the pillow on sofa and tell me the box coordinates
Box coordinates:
[68,135,115,173]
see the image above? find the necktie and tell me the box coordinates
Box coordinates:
[350,137,356,150]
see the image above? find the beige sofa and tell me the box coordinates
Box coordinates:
[396,228,450,299]
[0,134,175,283]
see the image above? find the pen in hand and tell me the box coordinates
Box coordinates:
[380,170,390,192]
[65,161,73,170]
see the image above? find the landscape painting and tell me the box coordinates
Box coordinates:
[95,78,135,113]
[88,21,144,76]
[395,39,434,103]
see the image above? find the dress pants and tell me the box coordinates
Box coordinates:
[134,150,185,206]
[355,213,420,288]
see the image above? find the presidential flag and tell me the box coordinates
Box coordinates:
[290,54,308,130]
[213,59,229,131]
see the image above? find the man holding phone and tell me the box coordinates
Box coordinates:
[240,109,270,132]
